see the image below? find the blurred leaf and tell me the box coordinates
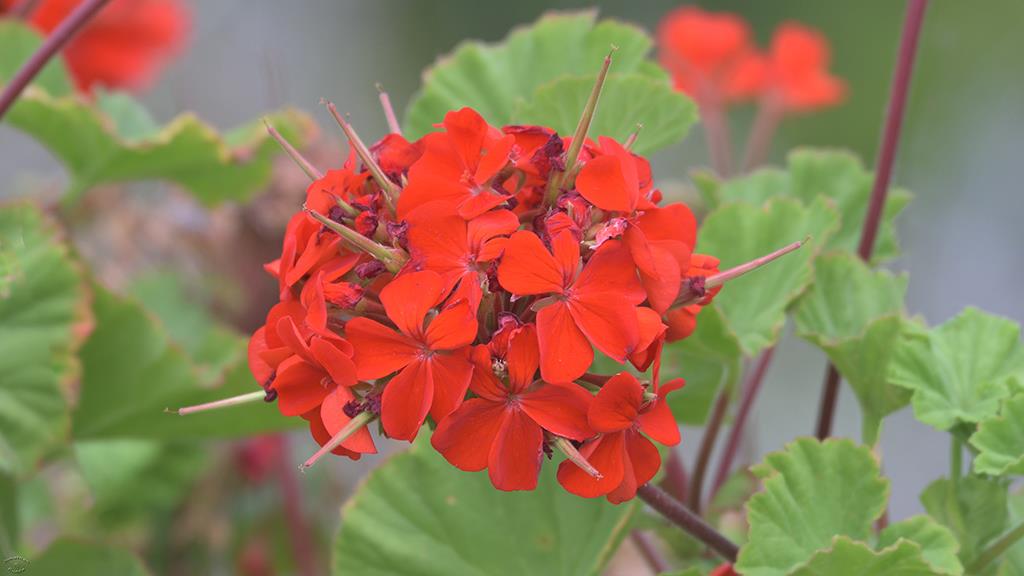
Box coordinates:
[71,286,299,440]
[0,203,87,476]
[1000,489,1024,576]
[794,253,911,444]
[404,11,669,141]
[890,308,1024,431]
[719,149,911,262]
[970,391,1024,476]
[30,538,151,575]
[0,21,315,206]
[74,439,206,527]
[696,198,838,356]
[921,476,1009,566]
[332,438,635,576]
[662,304,742,425]
[512,74,697,155]
[878,516,964,575]
[735,438,888,576]
[0,471,15,556]
[787,537,935,576]
[0,22,72,96]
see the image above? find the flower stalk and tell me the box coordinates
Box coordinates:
[169,390,268,416]
[552,436,602,479]
[674,238,806,307]
[375,83,402,135]
[325,100,401,209]
[264,118,324,181]
[636,483,739,563]
[305,206,407,273]
[300,411,375,471]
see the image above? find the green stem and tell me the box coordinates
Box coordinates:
[968,521,1024,574]
[950,436,962,490]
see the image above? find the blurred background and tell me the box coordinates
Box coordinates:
[2,1,1022,573]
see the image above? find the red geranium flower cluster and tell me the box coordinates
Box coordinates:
[2,0,189,92]
[657,6,845,112]
[244,102,727,503]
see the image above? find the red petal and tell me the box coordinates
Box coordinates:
[457,190,512,220]
[380,359,434,441]
[272,356,329,417]
[309,337,357,388]
[556,432,626,498]
[488,408,544,491]
[407,202,468,278]
[379,270,445,340]
[588,373,643,433]
[635,203,697,257]
[305,409,361,460]
[608,430,660,503]
[520,382,594,441]
[320,386,377,454]
[466,209,519,257]
[468,346,507,401]
[425,298,477,350]
[444,108,488,166]
[506,323,540,392]
[474,134,515,184]
[248,327,273,384]
[575,137,638,212]
[638,396,681,447]
[345,317,420,379]
[536,301,592,384]
[497,231,566,296]
[431,398,507,472]
[630,307,667,372]
[665,305,701,342]
[275,316,315,365]
[549,231,580,284]
[426,350,474,424]
[575,240,646,304]
[567,295,639,364]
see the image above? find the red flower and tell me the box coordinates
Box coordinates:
[666,254,721,342]
[656,6,762,105]
[575,136,655,213]
[19,0,190,92]
[406,201,518,311]
[557,372,683,503]
[397,108,515,220]
[432,324,593,490]
[497,231,645,383]
[302,384,376,460]
[710,563,738,576]
[345,270,477,440]
[761,23,846,111]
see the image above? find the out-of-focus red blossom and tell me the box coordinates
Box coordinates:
[233,436,283,484]
[557,372,683,503]
[6,0,190,92]
[245,104,730,499]
[657,7,845,112]
[710,564,738,576]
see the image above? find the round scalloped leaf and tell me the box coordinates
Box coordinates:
[70,286,298,441]
[30,539,151,576]
[920,475,1008,565]
[787,537,935,576]
[696,198,839,356]
[889,307,1024,431]
[511,74,696,155]
[332,439,635,576]
[0,204,88,476]
[1000,489,1024,575]
[794,253,911,444]
[878,516,963,575]
[970,391,1024,476]
[735,438,889,576]
[403,11,660,139]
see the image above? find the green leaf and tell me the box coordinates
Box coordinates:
[787,537,935,576]
[1,22,314,206]
[0,471,16,556]
[404,11,668,141]
[332,439,635,576]
[890,308,1024,431]
[512,74,697,155]
[71,286,298,441]
[735,438,889,576]
[30,539,151,576]
[0,204,87,476]
[696,198,839,356]
[0,22,72,96]
[718,149,911,262]
[794,253,911,444]
[921,476,1009,565]
[879,516,963,575]
[662,304,742,425]
[74,439,206,527]
[971,392,1024,476]
[1000,489,1024,576]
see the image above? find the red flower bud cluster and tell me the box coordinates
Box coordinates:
[247,106,720,503]
[657,6,845,112]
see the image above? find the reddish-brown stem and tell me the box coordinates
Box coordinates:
[700,102,733,177]
[816,0,929,439]
[578,372,611,386]
[661,449,688,502]
[0,0,112,121]
[710,347,776,499]
[688,387,730,512]
[636,483,739,563]
[742,96,783,172]
[375,83,402,135]
[273,436,319,576]
[631,531,670,573]
[8,0,41,19]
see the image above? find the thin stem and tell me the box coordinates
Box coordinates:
[624,123,643,151]
[699,102,733,177]
[264,118,323,181]
[689,386,730,512]
[710,348,777,499]
[552,436,602,479]
[274,436,319,576]
[375,83,402,135]
[300,412,374,470]
[170,390,268,415]
[950,436,962,489]
[324,101,400,209]
[816,0,929,439]
[969,521,1024,574]
[0,0,112,121]
[674,239,806,307]
[305,207,406,272]
[661,449,688,502]
[630,531,670,574]
[742,97,783,172]
[636,483,739,563]
[814,365,842,439]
